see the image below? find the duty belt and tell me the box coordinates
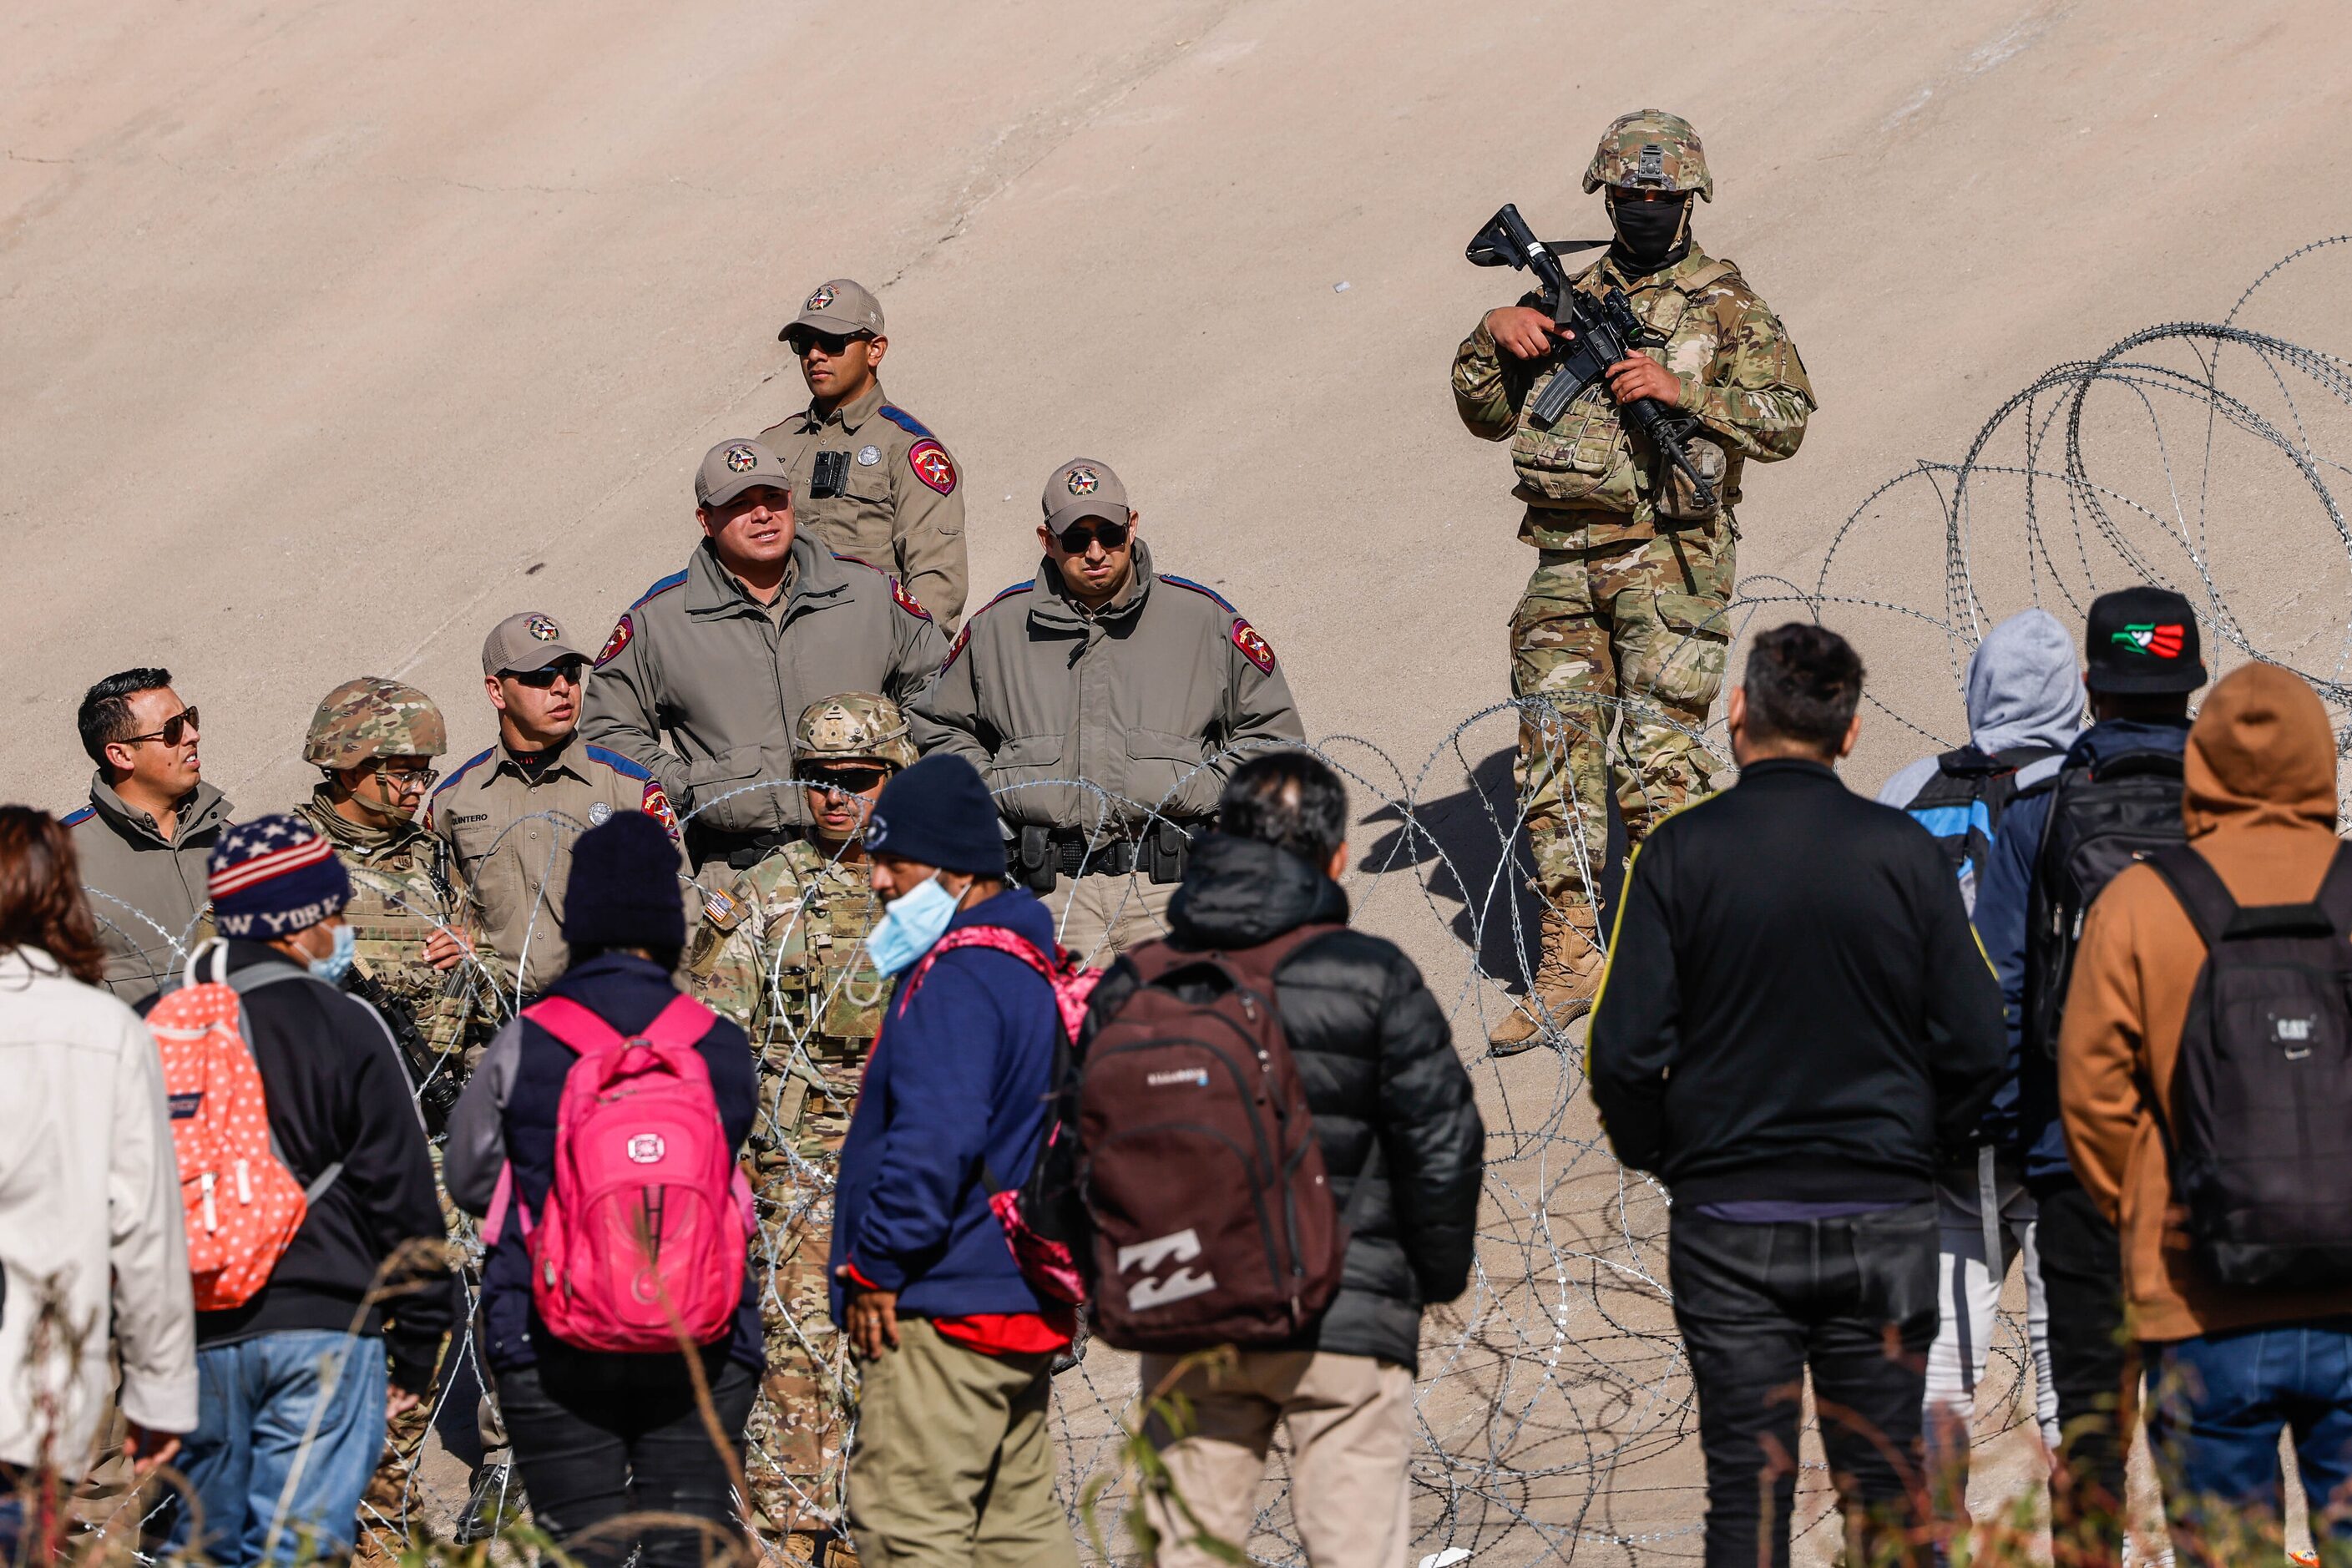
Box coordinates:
[1011,821,1200,896]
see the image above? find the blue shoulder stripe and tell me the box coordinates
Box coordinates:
[976,581,1034,617]
[629,569,690,612]
[432,746,496,800]
[584,744,654,783]
[1161,574,1236,613]
[59,805,94,828]
[876,404,933,439]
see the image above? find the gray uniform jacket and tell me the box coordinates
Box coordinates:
[580,535,947,842]
[911,541,1305,832]
[65,776,234,1002]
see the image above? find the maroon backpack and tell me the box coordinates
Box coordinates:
[1075,926,1350,1351]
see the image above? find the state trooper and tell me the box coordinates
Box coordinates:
[432,611,685,1000]
[1453,109,1813,1054]
[290,676,506,1560]
[760,278,969,626]
[686,693,910,1557]
[913,458,1306,964]
[579,438,948,883]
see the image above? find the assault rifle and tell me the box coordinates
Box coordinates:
[1466,202,1717,513]
[350,967,464,1136]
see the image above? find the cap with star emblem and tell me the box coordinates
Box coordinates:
[1042,457,1130,534]
[695,438,792,508]
[482,610,591,676]
[778,277,884,341]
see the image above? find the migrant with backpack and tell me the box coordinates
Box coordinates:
[2059,661,2352,1564]
[445,812,763,1568]
[1972,585,2206,1558]
[144,815,457,1567]
[1028,752,1485,1568]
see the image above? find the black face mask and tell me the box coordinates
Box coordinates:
[1608,193,1691,273]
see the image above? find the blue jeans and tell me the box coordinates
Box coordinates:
[2147,1318,2352,1565]
[162,1330,388,1566]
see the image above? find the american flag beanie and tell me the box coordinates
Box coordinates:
[208,813,352,939]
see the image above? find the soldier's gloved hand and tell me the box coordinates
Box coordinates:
[1604,355,1682,407]
[1486,305,1572,361]
[423,924,470,971]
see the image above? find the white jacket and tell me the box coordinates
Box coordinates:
[0,946,196,1471]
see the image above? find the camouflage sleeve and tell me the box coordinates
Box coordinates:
[687,875,765,1032]
[907,622,992,768]
[579,615,695,812]
[1680,293,1814,463]
[891,439,969,629]
[1451,315,1520,442]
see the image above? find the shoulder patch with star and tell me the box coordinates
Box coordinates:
[908,439,957,495]
[1231,617,1275,673]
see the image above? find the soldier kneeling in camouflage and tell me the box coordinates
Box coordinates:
[687,692,912,1564]
[1453,109,1813,1054]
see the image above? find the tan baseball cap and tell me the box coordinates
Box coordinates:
[695,438,792,508]
[1042,458,1130,534]
[779,278,884,341]
[483,612,590,676]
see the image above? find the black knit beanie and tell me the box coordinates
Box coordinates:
[564,812,687,950]
[862,754,1007,878]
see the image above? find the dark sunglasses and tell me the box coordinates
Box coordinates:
[1054,519,1130,554]
[120,706,200,748]
[785,328,874,357]
[507,661,585,690]
[809,765,888,797]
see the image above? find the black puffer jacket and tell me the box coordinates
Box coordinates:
[1081,833,1484,1370]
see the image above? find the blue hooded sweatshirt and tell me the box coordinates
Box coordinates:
[1972,716,2192,1187]
[829,884,1063,1323]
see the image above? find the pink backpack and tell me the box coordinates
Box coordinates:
[899,926,1100,1303]
[484,993,755,1352]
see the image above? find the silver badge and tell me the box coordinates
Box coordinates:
[857,444,881,466]
[588,802,612,825]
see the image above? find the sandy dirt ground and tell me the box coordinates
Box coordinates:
[10,1,2352,1561]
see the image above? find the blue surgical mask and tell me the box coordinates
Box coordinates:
[307,923,357,985]
[863,874,959,977]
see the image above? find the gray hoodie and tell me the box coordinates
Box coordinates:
[1877,608,2085,809]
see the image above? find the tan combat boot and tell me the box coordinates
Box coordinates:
[1489,905,1607,1057]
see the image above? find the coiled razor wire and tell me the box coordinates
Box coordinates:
[64,235,2352,1565]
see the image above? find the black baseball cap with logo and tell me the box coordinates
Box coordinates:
[2083,585,2207,695]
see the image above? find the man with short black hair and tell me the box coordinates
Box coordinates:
[1092,751,1483,1566]
[1590,623,2006,1568]
[68,667,233,1000]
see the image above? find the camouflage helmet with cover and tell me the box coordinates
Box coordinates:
[794,691,918,771]
[1583,109,1712,202]
[302,676,449,770]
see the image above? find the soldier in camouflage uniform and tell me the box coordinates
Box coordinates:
[1454,109,1814,1054]
[687,693,913,1562]
[291,676,508,1561]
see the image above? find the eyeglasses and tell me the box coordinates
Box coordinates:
[784,328,874,357]
[808,766,888,797]
[1053,519,1130,554]
[119,707,200,748]
[371,761,441,794]
[506,661,584,690]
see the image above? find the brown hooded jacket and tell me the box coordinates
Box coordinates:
[2060,664,2352,1341]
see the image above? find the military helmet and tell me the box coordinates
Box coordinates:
[302,676,448,769]
[795,692,917,771]
[1583,109,1712,202]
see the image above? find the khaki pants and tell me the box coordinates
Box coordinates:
[1043,872,1176,967]
[847,1318,1075,1568]
[1138,1349,1414,1568]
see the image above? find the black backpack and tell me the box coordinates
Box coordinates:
[2024,744,2187,1060]
[2146,843,2352,1289]
[1902,743,2064,912]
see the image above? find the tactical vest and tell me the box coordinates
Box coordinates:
[1510,256,1741,521]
